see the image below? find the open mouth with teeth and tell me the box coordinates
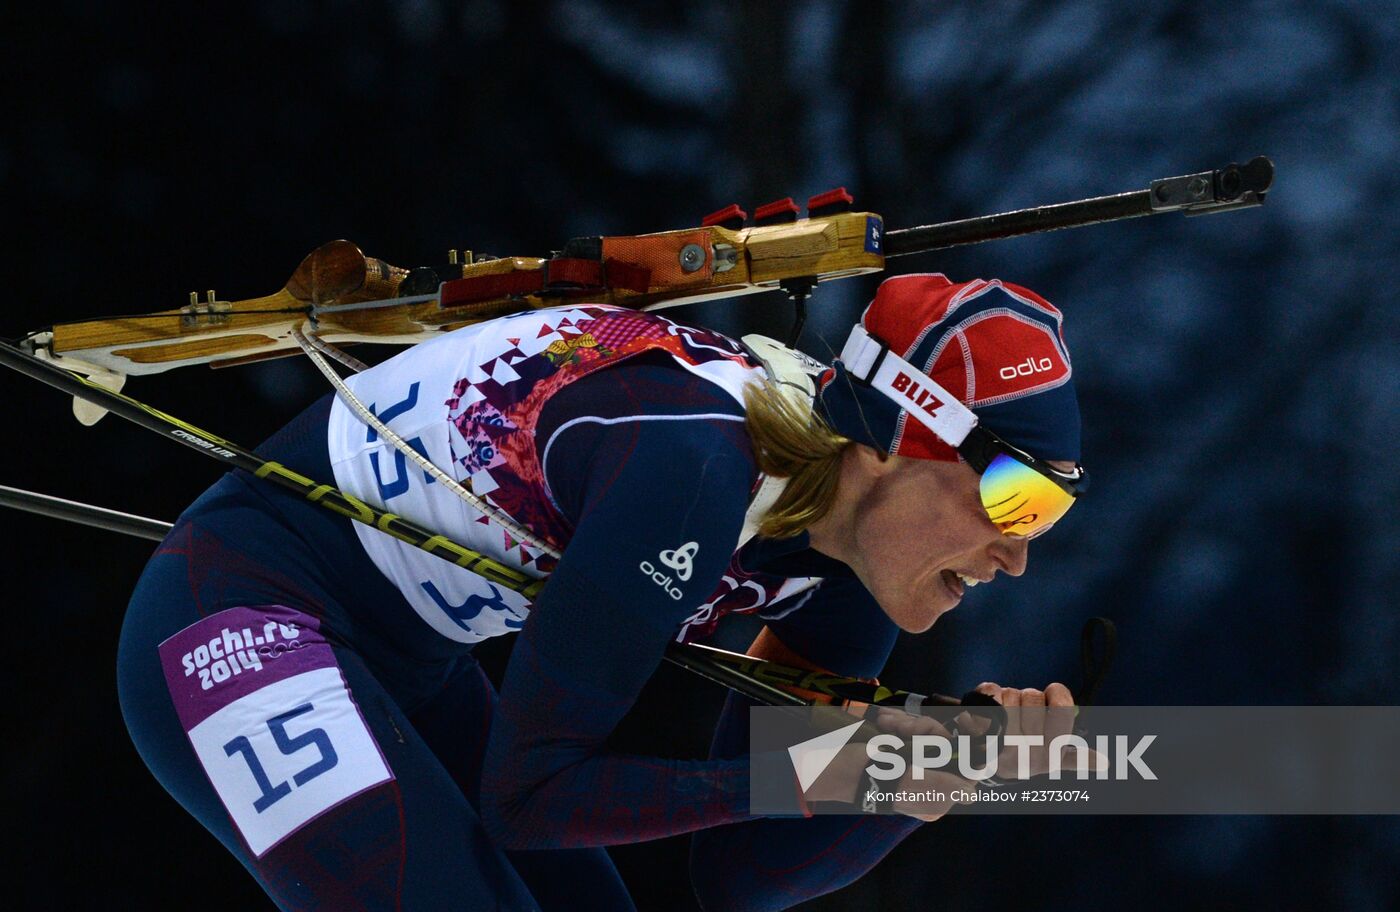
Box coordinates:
[939,569,989,599]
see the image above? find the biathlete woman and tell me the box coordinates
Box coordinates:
[117,272,1089,910]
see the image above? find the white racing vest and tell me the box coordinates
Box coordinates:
[326,304,820,644]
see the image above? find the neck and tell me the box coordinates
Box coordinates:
[805,447,872,563]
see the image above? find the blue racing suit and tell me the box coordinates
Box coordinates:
[117,305,920,911]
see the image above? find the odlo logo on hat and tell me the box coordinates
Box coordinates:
[841,273,1081,462]
[998,357,1055,381]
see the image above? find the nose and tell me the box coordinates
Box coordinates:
[993,535,1029,577]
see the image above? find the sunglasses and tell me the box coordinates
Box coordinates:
[957,424,1087,539]
[837,323,1087,539]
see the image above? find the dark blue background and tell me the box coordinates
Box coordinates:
[3,1,1396,909]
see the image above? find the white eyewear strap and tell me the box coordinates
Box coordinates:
[837,323,979,449]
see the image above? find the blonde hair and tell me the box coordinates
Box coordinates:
[743,380,853,539]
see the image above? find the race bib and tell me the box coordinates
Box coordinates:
[159,606,394,857]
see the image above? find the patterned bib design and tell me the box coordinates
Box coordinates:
[327,305,821,644]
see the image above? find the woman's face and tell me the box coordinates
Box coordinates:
[815,448,1061,633]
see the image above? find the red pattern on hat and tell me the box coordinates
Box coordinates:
[863,274,1073,461]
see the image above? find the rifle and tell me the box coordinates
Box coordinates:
[16,157,1271,424]
[1,157,1264,707]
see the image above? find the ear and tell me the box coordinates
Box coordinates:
[849,443,895,475]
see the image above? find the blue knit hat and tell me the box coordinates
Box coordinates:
[819,274,1081,462]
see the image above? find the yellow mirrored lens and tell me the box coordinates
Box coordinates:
[979,453,1076,537]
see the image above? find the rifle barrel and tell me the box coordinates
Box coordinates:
[884,156,1273,257]
[884,190,1152,256]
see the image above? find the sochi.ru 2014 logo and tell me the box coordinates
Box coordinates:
[180,620,303,691]
[639,541,698,600]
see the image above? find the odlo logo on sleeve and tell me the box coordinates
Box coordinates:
[640,541,699,600]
